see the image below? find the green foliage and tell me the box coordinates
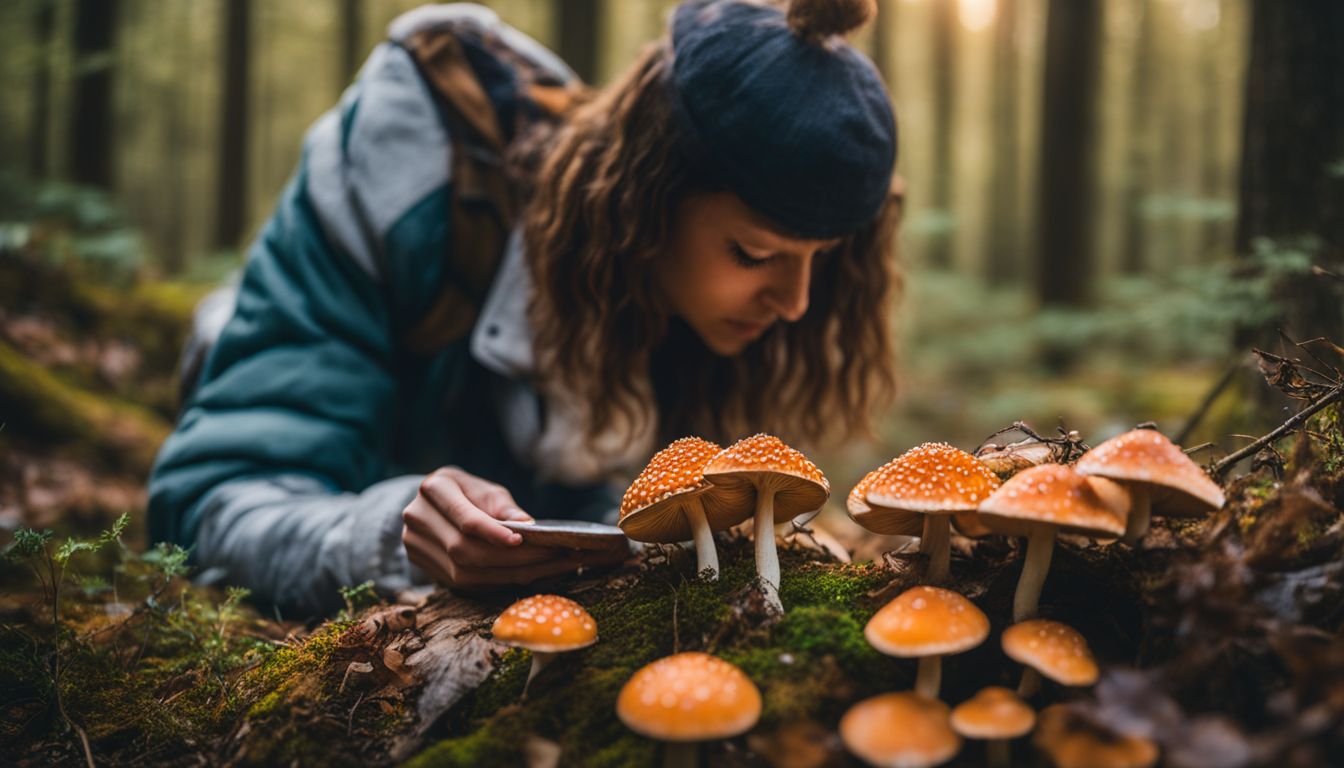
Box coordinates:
[338,579,379,621]
[420,542,903,764]
[139,541,191,579]
[4,527,53,562]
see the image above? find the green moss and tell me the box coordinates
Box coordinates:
[414,539,907,764]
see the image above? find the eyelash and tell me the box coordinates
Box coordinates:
[729,241,772,269]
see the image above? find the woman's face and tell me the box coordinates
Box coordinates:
[659,192,840,356]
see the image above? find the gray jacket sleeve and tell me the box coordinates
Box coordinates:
[192,474,428,618]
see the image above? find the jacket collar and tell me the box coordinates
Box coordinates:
[470,225,535,378]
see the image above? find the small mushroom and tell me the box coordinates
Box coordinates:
[977,464,1127,621]
[1033,704,1159,768]
[620,437,739,579]
[864,585,990,699]
[703,434,830,613]
[616,652,762,768]
[950,686,1035,768]
[840,692,961,768]
[491,594,597,696]
[863,443,1002,581]
[1001,619,1098,698]
[1075,428,1225,545]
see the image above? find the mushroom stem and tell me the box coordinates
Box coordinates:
[915,655,942,699]
[523,651,554,698]
[664,741,698,768]
[1013,526,1057,622]
[684,494,719,580]
[1016,667,1041,698]
[987,738,1011,768]
[754,475,785,614]
[1120,484,1152,545]
[921,514,952,582]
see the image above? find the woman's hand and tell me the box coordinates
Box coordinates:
[401,467,611,590]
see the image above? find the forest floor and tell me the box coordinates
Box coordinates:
[2,202,1343,766]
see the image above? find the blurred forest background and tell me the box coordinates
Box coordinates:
[0,0,1342,546]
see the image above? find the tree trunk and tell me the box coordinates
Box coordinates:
[1119,0,1153,275]
[984,0,1019,283]
[555,0,601,84]
[29,0,57,179]
[68,0,118,189]
[1036,0,1101,308]
[340,0,364,87]
[215,0,251,251]
[927,0,957,270]
[1235,0,1344,346]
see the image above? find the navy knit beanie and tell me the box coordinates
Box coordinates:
[669,0,897,239]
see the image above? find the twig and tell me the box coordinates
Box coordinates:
[1175,362,1242,444]
[1277,330,1339,384]
[347,692,366,737]
[1211,384,1344,478]
[1182,442,1216,455]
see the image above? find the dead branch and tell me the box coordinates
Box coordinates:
[1211,384,1344,478]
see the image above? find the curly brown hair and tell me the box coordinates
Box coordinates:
[519,40,900,453]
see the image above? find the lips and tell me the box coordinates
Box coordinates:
[725,319,771,339]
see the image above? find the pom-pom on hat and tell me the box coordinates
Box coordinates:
[670,0,897,239]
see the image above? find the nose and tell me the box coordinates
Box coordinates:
[765,259,811,322]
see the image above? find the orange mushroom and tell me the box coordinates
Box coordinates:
[491,594,597,696]
[862,443,1001,581]
[703,434,830,613]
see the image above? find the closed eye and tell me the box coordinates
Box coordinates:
[729,240,773,269]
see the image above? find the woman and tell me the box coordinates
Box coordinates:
[148,0,899,617]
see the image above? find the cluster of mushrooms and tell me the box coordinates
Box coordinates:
[486,428,1224,767]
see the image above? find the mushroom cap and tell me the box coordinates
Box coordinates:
[491,594,598,653]
[840,692,961,768]
[616,652,762,742]
[1001,619,1099,687]
[950,686,1036,740]
[950,509,994,538]
[847,458,923,536]
[1033,704,1159,768]
[620,437,745,543]
[866,442,1002,515]
[865,585,990,658]
[976,464,1126,540]
[1075,428,1225,516]
[703,434,830,522]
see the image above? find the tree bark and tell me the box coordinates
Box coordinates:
[555,0,601,84]
[215,0,251,251]
[1119,0,1153,275]
[1036,0,1102,309]
[29,0,56,179]
[340,0,364,87]
[984,0,1019,283]
[1234,0,1344,346]
[68,0,119,189]
[927,0,957,270]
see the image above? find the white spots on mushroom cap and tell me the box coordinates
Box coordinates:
[491,594,598,650]
[704,434,830,492]
[1001,619,1099,686]
[1075,428,1226,512]
[864,442,1002,512]
[620,437,722,518]
[865,586,990,657]
[978,464,1126,537]
[616,652,763,741]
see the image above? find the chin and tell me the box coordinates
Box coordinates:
[703,334,750,357]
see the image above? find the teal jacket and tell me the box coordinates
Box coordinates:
[148,6,620,616]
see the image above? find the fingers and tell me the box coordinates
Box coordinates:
[402,527,453,584]
[418,470,521,547]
